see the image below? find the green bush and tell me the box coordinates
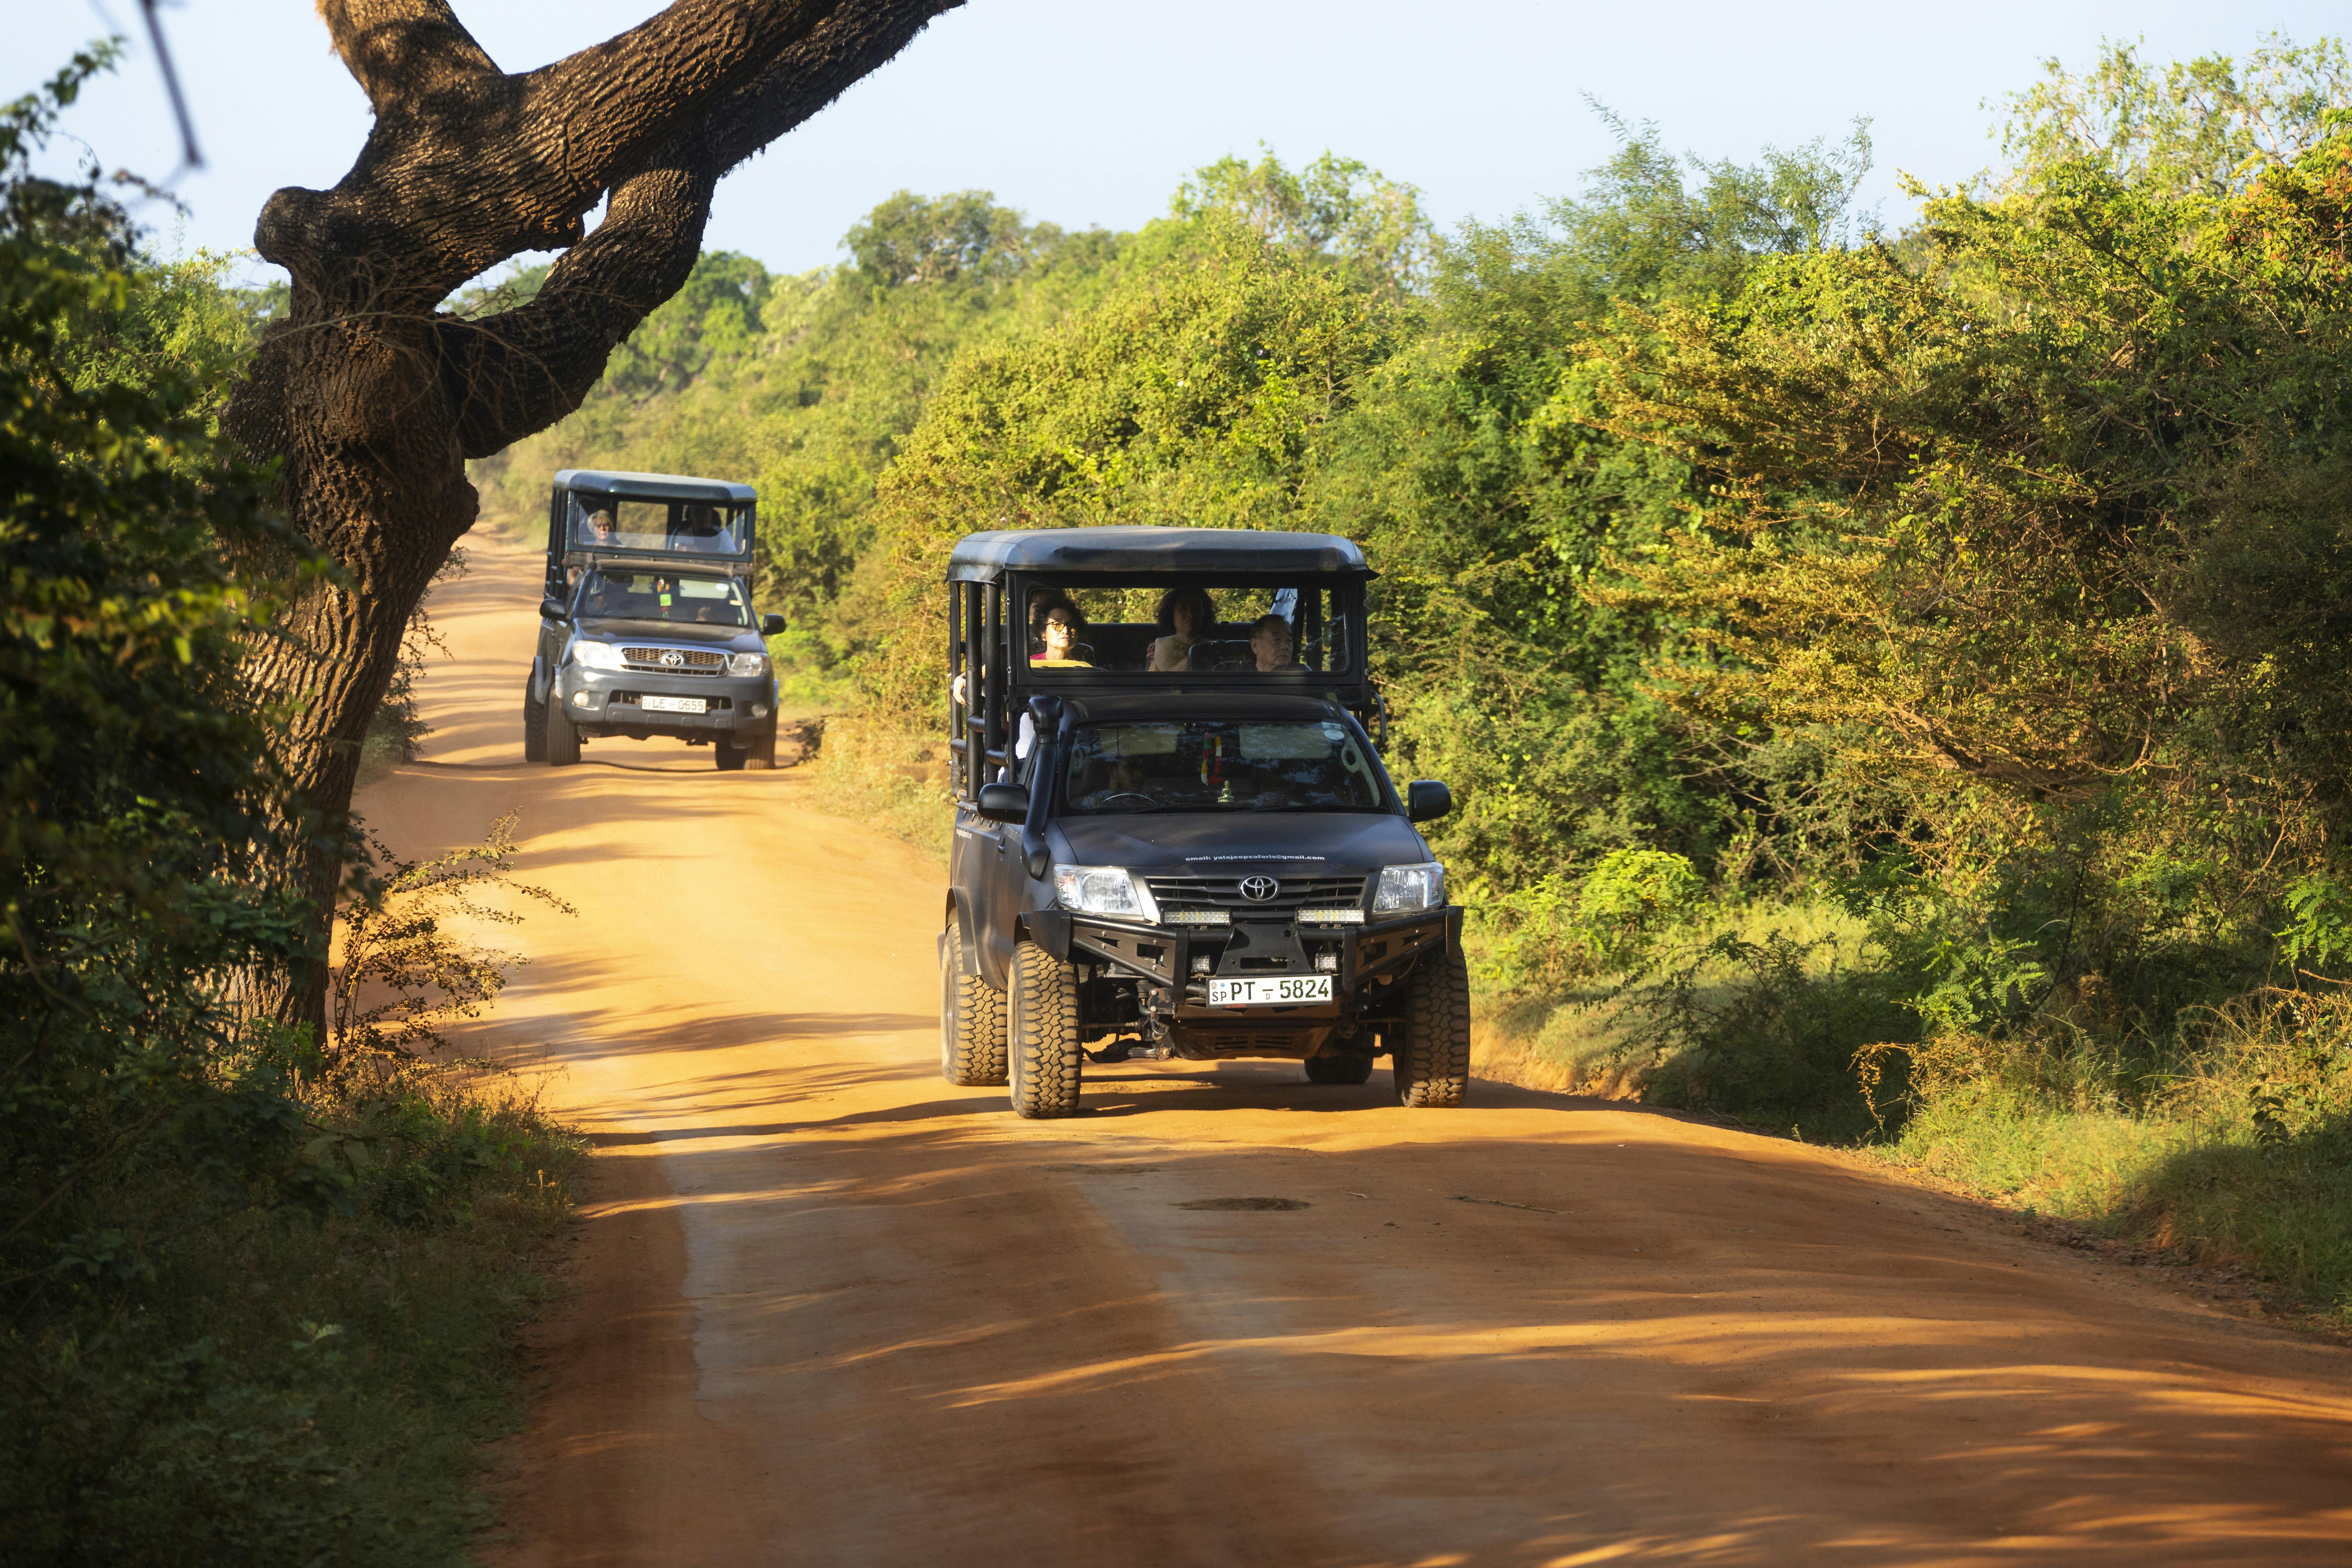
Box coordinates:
[1,50,584,1561]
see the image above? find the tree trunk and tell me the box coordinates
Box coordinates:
[221,0,960,1035]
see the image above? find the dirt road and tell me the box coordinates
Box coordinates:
[361,535,2352,1566]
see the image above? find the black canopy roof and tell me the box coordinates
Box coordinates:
[555,468,756,504]
[947,526,1371,583]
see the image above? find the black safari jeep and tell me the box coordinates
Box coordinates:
[524,469,786,770]
[938,526,1467,1119]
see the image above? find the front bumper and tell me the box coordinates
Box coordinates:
[555,664,776,738]
[1025,904,1457,1020]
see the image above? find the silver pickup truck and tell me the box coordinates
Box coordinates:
[524,469,786,770]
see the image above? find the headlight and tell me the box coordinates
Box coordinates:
[726,651,770,677]
[1053,865,1159,922]
[571,639,624,671]
[1372,862,1445,914]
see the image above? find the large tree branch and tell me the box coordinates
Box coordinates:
[683,0,959,174]
[441,0,960,456]
[318,0,500,112]
[275,0,881,299]
[441,161,715,455]
[527,0,838,176]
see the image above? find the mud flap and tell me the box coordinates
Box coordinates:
[949,895,982,978]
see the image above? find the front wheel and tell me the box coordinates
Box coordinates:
[939,920,1008,1086]
[545,698,582,767]
[745,726,779,770]
[523,689,547,763]
[1392,943,1471,1107]
[1007,938,1082,1119]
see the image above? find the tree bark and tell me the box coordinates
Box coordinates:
[221,0,961,1035]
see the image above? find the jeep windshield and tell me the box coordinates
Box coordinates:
[575,568,751,628]
[1062,720,1387,813]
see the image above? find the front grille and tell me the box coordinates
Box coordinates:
[620,645,725,675]
[1146,875,1367,914]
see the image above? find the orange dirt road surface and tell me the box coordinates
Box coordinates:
[359,534,2352,1567]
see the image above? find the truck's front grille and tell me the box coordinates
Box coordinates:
[1145,875,1367,914]
[620,645,725,675]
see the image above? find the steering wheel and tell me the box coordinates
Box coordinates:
[1095,792,1157,808]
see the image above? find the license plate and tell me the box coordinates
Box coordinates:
[642,695,707,714]
[1207,975,1333,1007]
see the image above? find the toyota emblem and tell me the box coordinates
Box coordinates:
[660,649,684,668]
[1238,875,1280,902]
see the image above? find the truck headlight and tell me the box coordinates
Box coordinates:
[571,639,624,671]
[1053,865,1159,922]
[1372,862,1445,914]
[727,651,769,677]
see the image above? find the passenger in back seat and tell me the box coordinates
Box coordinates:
[1149,587,1216,672]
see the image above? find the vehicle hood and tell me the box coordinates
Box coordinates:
[1049,810,1431,876]
[572,617,764,654]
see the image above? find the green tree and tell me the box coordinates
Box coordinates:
[1592,46,2352,1024]
[1995,31,2351,197]
[1316,119,1882,890]
[1,49,315,1230]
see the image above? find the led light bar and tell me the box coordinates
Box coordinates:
[1163,910,1231,926]
[1297,909,1366,924]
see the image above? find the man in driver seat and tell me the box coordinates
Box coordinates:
[1077,757,1152,811]
[1249,614,1303,672]
[674,503,730,552]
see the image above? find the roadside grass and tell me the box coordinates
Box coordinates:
[1,1062,582,1567]
[1473,917,2352,1324]
[799,717,953,863]
[1467,896,1891,1134]
[1871,995,2352,1318]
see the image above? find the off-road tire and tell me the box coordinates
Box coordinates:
[745,725,779,770]
[714,738,749,771]
[939,921,1008,1086]
[1007,938,1082,1119]
[1304,1051,1375,1085]
[545,699,582,766]
[523,691,547,762]
[1392,943,1471,1107]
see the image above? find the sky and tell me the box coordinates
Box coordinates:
[11,0,2345,293]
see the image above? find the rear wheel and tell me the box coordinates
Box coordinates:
[714,737,749,771]
[939,920,1008,1086]
[1007,938,1082,1119]
[1391,943,1471,1107]
[545,698,581,767]
[1304,1052,1374,1085]
[523,689,547,763]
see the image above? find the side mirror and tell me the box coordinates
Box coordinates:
[760,613,787,638]
[1406,780,1452,823]
[976,782,1028,824]
[539,594,568,622]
